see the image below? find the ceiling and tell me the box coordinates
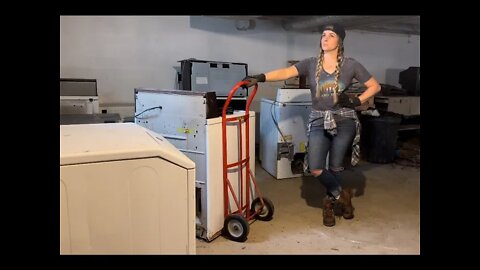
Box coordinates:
[208,16,420,36]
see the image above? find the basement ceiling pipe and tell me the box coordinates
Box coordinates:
[282,16,415,32]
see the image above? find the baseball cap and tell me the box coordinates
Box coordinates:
[321,23,346,41]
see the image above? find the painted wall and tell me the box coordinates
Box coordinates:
[60,16,420,107]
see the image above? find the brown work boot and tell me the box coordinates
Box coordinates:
[337,188,354,219]
[323,196,335,227]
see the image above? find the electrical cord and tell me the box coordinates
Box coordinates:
[135,106,162,119]
[270,101,288,143]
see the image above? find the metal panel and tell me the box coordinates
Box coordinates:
[135,89,209,183]
[60,78,98,96]
[61,158,194,254]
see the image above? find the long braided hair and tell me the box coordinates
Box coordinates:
[314,38,345,103]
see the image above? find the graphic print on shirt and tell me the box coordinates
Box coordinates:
[315,78,346,98]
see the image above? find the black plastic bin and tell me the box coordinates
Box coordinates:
[360,114,402,163]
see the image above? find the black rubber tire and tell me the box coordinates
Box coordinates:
[250,197,274,221]
[223,214,250,242]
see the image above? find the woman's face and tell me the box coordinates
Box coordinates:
[321,30,340,52]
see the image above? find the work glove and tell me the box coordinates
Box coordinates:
[337,92,361,109]
[242,74,266,88]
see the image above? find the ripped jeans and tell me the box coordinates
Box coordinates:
[308,117,356,171]
[308,117,356,196]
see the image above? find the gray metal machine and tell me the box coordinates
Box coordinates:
[134,88,256,241]
[178,59,248,97]
[60,78,100,114]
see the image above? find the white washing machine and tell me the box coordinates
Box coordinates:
[60,123,196,254]
[260,88,312,179]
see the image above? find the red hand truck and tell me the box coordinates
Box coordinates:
[221,81,275,242]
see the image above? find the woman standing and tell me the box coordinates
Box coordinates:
[243,23,381,226]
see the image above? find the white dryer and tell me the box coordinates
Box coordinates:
[60,123,196,254]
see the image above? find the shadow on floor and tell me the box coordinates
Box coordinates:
[300,166,367,209]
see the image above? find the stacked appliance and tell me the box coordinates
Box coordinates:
[134,88,255,241]
[60,78,100,114]
[178,59,248,112]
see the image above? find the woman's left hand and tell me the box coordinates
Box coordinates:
[337,92,361,108]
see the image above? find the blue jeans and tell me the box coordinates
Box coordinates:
[308,117,356,196]
[308,117,356,170]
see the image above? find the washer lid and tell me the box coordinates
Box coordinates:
[60,123,195,169]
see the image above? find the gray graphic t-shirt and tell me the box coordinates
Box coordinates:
[294,57,372,111]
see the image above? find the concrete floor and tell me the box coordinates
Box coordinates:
[196,160,420,255]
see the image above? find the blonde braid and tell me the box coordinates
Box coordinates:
[333,41,344,104]
[315,49,324,98]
